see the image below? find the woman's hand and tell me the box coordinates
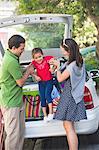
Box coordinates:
[49,58,60,69]
[49,65,57,74]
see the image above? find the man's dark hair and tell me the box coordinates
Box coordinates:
[8,35,25,49]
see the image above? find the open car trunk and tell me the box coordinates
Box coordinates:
[1,14,99,139]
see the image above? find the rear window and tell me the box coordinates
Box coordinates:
[0,23,66,62]
[0,23,65,50]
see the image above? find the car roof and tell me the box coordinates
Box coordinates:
[0,14,73,28]
[80,45,96,56]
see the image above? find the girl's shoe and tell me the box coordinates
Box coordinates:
[47,114,54,122]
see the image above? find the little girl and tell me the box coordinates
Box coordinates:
[31,48,55,122]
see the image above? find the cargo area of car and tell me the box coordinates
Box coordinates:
[23,69,99,138]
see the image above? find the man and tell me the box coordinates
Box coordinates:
[0,35,33,150]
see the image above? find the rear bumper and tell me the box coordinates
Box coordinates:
[25,107,99,138]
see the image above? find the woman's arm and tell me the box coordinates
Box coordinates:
[49,59,70,82]
[56,69,70,82]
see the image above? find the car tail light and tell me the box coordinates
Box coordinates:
[84,86,94,109]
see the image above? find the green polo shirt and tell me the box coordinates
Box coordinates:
[0,50,23,107]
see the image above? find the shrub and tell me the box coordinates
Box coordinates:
[84,52,99,71]
[84,52,99,88]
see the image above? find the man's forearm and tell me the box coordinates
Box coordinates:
[16,71,30,87]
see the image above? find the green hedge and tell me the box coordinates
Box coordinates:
[84,52,99,86]
[84,52,99,71]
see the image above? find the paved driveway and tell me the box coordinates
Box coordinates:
[23,128,99,150]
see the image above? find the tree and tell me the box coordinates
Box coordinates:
[80,0,99,58]
[16,0,99,58]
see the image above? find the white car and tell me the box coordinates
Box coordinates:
[23,72,99,138]
[0,14,99,139]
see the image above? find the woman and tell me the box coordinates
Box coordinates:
[50,39,87,150]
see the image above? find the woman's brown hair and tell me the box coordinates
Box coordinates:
[61,38,83,67]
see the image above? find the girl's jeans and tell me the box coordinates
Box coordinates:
[38,79,53,107]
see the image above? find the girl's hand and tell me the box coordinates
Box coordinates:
[49,58,55,63]
[34,75,41,81]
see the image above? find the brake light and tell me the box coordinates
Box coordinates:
[84,86,94,109]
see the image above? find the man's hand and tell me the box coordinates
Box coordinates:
[16,65,35,87]
[26,65,35,75]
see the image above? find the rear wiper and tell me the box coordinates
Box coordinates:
[20,62,30,65]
